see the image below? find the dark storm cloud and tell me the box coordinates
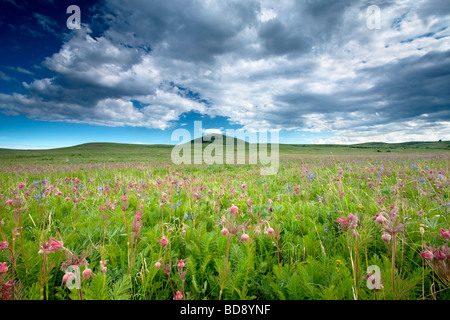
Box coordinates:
[361,50,450,121]
[274,47,450,133]
[100,0,261,63]
[258,19,312,56]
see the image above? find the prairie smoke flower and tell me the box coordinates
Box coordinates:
[375,205,410,243]
[174,290,183,300]
[241,233,250,243]
[221,228,229,236]
[132,214,143,235]
[439,228,450,240]
[155,261,161,268]
[420,241,450,286]
[337,214,359,236]
[420,250,434,261]
[5,200,13,206]
[0,241,8,250]
[336,218,348,227]
[135,211,143,220]
[246,198,252,213]
[230,204,239,215]
[121,196,129,211]
[374,214,387,224]
[65,197,70,202]
[82,268,95,280]
[434,248,446,260]
[381,233,391,242]
[62,272,74,286]
[100,260,108,274]
[1,280,14,299]
[39,237,64,254]
[18,183,26,188]
[176,258,186,269]
[156,236,169,246]
[267,199,273,204]
[0,262,8,273]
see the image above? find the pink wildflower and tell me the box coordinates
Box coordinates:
[433,248,446,260]
[381,234,391,242]
[40,237,64,253]
[241,233,250,243]
[156,236,169,246]
[221,228,229,236]
[439,228,450,240]
[62,272,74,286]
[5,200,13,206]
[100,260,108,274]
[375,214,387,224]
[177,258,186,268]
[0,241,8,250]
[0,262,8,273]
[230,204,239,215]
[420,250,434,261]
[82,268,95,280]
[174,290,183,300]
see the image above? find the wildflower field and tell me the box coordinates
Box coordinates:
[0,145,449,300]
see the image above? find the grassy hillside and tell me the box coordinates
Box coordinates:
[0,139,448,165]
[0,143,173,165]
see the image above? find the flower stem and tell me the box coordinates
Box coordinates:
[122,209,130,266]
[219,235,233,300]
[392,234,397,295]
[40,252,47,300]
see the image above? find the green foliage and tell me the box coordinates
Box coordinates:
[0,153,448,300]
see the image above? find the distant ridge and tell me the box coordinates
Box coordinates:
[0,138,448,152]
[189,134,249,146]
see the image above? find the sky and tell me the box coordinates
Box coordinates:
[0,0,449,149]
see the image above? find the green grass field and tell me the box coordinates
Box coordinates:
[0,139,448,165]
[0,139,448,301]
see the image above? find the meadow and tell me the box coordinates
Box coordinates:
[0,142,449,300]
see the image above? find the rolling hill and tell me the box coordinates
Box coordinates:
[0,138,448,165]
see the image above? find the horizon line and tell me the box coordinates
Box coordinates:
[0,138,447,151]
